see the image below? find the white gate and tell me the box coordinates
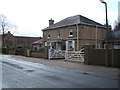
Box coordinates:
[65,48,84,62]
[48,49,65,60]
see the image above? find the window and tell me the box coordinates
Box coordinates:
[48,32,50,39]
[68,41,73,49]
[68,29,73,37]
[45,42,51,46]
[96,43,100,49]
[113,45,120,49]
[66,41,75,50]
[104,44,106,49]
[58,30,60,38]
[45,42,47,46]
[97,43,100,49]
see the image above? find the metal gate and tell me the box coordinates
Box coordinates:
[48,49,65,60]
[65,48,84,62]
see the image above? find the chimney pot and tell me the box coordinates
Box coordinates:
[49,18,54,26]
[8,31,10,33]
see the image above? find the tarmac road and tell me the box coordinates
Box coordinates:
[1,55,118,88]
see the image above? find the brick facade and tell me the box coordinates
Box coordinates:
[43,24,106,50]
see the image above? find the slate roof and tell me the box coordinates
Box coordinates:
[0,31,41,43]
[108,30,120,42]
[42,15,104,30]
[32,39,43,45]
[15,36,41,44]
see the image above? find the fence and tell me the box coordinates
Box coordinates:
[65,48,84,62]
[48,49,65,60]
[84,45,120,68]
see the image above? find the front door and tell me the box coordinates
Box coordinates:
[56,42,62,50]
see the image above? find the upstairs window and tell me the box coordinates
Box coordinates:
[48,32,50,39]
[58,30,60,38]
[68,29,73,37]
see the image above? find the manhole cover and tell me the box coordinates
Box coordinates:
[83,72,90,75]
[25,69,34,72]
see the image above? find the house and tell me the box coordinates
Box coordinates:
[0,31,41,49]
[1,31,16,49]
[32,39,44,51]
[15,36,41,49]
[42,15,106,51]
[107,30,120,49]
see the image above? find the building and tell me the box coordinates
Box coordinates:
[107,30,120,49]
[32,39,44,51]
[1,31,16,49]
[15,36,41,49]
[0,31,41,49]
[42,15,106,51]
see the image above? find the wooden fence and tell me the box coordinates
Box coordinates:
[84,45,120,68]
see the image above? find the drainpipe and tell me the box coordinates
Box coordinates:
[76,24,79,51]
[95,25,98,49]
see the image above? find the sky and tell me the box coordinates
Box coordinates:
[0,0,119,37]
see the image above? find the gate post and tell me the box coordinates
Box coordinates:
[84,45,94,65]
[65,50,67,61]
[48,49,51,60]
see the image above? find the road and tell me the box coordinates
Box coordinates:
[1,55,118,88]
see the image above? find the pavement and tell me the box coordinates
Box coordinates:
[10,55,119,81]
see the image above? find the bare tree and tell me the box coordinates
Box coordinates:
[114,17,120,31]
[0,13,17,48]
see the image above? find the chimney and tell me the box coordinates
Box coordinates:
[49,18,54,26]
[8,31,11,34]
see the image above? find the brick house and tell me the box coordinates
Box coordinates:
[42,15,106,51]
[1,31,16,49]
[0,31,41,49]
[15,36,41,49]
[107,30,120,49]
[32,39,44,51]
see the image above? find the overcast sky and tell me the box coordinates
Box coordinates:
[0,0,119,37]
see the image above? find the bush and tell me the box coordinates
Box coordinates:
[15,48,26,56]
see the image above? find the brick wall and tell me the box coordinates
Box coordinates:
[43,24,106,50]
[30,47,49,59]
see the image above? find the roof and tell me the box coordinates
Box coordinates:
[32,39,44,45]
[0,31,14,37]
[108,30,120,42]
[15,36,41,43]
[42,15,104,30]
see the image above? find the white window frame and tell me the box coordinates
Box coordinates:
[66,40,75,51]
[97,43,100,49]
[48,32,50,39]
[58,30,60,38]
[113,45,120,49]
[45,42,51,47]
[68,29,73,37]
[45,42,48,46]
[104,43,106,49]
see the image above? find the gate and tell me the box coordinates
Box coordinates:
[65,48,84,62]
[48,49,65,60]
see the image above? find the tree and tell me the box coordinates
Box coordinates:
[114,17,120,31]
[103,24,112,34]
[0,13,17,48]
